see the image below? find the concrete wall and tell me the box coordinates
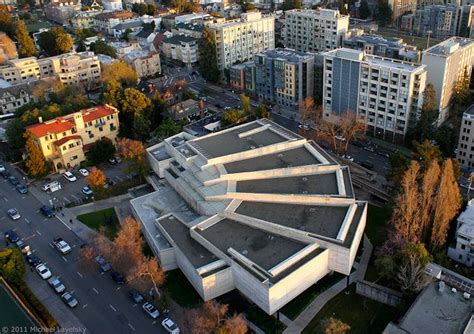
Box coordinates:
[202,266,235,300]
[356,280,402,307]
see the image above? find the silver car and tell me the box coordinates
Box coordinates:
[61,292,78,308]
[48,276,66,293]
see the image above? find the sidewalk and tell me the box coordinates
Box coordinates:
[282,236,373,334]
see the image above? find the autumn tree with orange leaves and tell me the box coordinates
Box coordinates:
[118,138,149,181]
[25,131,49,177]
[86,167,106,192]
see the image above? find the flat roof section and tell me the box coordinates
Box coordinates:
[224,146,321,174]
[236,173,339,195]
[235,202,349,239]
[196,218,308,271]
[191,123,288,158]
[149,146,171,161]
[159,215,218,269]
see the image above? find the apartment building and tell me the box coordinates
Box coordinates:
[160,35,199,68]
[132,119,367,315]
[254,48,314,108]
[422,37,474,124]
[0,52,101,89]
[456,105,474,169]
[284,9,349,53]
[343,30,421,62]
[208,11,275,71]
[322,48,427,142]
[388,0,417,23]
[94,11,136,35]
[71,11,101,30]
[448,199,474,267]
[0,81,38,114]
[26,105,119,171]
[171,22,204,38]
[123,51,161,78]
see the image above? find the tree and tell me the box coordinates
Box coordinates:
[87,138,116,165]
[38,27,73,56]
[184,301,229,334]
[219,314,248,334]
[0,248,25,285]
[255,104,271,119]
[127,256,165,296]
[24,131,48,177]
[154,118,182,138]
[78,244,97,271]
[431,159,461,248]
[102,61,137,86]
[359,0,371,19]
[240,94,252,116]
[222,109,243,126]
[388,150,409,186]
[396,244,432,294]
[453,66,471,106]
[339,111,367,152]
[6,118,27,152]
[118,138,149,180]
[0,11,14,37]
[133,112,151,141]
[316,120,341,152]
[90,40,117,58]
[317,317,351,334]
[75,39,86,52]
[376,0,392,26]
[419,160,440,243]
[87,167,106,191]
[121,88,151,114]
[412,139,441,171]
[410,83,437,142]
[198,28,220,83]
[14,20,37,58]
[301,97,322,125]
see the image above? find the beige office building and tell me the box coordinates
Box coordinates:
[208,11,275,71]
[422,37,474,124]
[284,9,349,53]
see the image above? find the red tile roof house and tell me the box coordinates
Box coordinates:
[26,104,119,172]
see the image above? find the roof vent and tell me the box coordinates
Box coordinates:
[309,207,316,212]
[242,249,248,255]
[199,254,204,258]
[302,190,308,194]
[452,288,457,293]
[302,177,308,182]
[464,292,471,300]
[250,146,256,149]
[169,216,175,220]
[278,153,284,157]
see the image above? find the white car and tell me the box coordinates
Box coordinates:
[81,186,93,196]
[342,155,354,162]
[35,264,52,279]
[79,168,89,177]
[142,302,160,319]
[162,318,180,334]
[53,238,72,255]
[48,276,66,293]
[7,208,21,220]
[63,171,77,182]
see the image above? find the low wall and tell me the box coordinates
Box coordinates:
[356,280,402,307]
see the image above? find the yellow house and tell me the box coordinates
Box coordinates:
[26,104,120,171]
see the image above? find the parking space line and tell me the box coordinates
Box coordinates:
[109,304,117,312]
[48,243,54,249]
[92,288,99,294]
[55,216,72,231]
[82,304,88,309]
[36,210,40,213]
[24,234,36,241]
[21,196,26,200]
[76,271,83,278]
[3,197,7,202]
[36,230,41,236]
[152,321,156,325]
[0,217,5,220]
[116,287,121,291]
[128,323,136,331]
[132,304,138,308]
[62,256,68,263]
[71,194,79,201]
[25,218,30,224]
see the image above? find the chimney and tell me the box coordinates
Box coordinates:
[38,116,43,123]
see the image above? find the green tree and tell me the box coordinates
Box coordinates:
[0,248,25,285]
[6,118,27,152]
[76,39,86,52]
[0,11,14,37]
[154,118,182,138]
[294,0,302,9]
[147,3,156,15]
[377,0,392,26]
[409,83,437,142]
[90,40,117,58]
[433,125,457,157]
[14,20,37,58]
[133,112,151,141]
[453,66,471,106]
[222,109,243,126]
[359,0,371,19]
[412,139,442,171]
[198,28,220,83]
[38,27,73,56]
[121,88,151,114]
[87,138,116,165]
[255,104,271,119]
[388,150,409,186]
[240,94,252,115]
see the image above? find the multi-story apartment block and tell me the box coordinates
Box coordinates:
[388,0,417,24]
[422,37,474,124]
[322,48,427,142]
[412,4,474,39]
[160,35,200,68]
[448,199,474,267]
[456,105,474,169]
[343,30,421,62]
[254,48,314,109]
[0,52,101,89]
[26,105,119,172]
[284,9,349,53]
[171,22,204,38]
[123,51,161,78]
[209,11,275,71]
[71,11,101,30]
[45,2,82,25]
[94,11,136,35]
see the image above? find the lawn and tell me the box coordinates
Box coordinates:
[163,269,202,308]
[77,207,120,240]
[247,306,286,334]
[377,30,441,51]
[0,284,35,330]
[365,204,391,248]
[302,285,398,334]
[281,272,345,320]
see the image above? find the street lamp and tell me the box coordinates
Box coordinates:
[426,30,432,50]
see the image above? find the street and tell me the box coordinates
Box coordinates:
[1,164,168,334]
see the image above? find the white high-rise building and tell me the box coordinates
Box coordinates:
[208,11,275,71]
[322,48,427,142]
[422,37,474,124]
[284,9,349,53]
[102,0,122,11]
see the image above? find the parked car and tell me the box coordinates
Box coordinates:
[342,155,354,162]
[162,318,180,334]
[15,184,28,194]
[129,290,144,304]
[364,146,376,153]
[63,171,77,182]
[40,205,54,218]
[0,164,5,173]
[8,176,19,185]
[79,168,89,177]
[48,276,66,293]
[142,302,160,319]
[61,292,78,308]
[16,240,31,255]
[108,157,118,165]
[26,254,42,267]
[7,208,21,220]
[53,238,72,255]
[81,186,93,196]
[4,230,20,243]
[110,271,125,284]
[35,264,52,279]
[41,181,61,192]
[0,170,10,179]
[95,255,111,272]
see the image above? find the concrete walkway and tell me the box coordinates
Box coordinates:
[69,193,133,223]
[283,236,373,334]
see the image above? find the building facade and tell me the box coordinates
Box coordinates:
[448,199,474,267]
[26,105,119,171]
[456,105,474,169]
[71,11,101,30]
[388,0,417,24]
[0,81,37,114]
[123,51,161,78]
[322,48,427,142]
[160,35,200,68]
[255,48,314,109]
[0,52,101,89]
[209,11,275,71]
[94,11,136,35]
[284,9,349,53]
[422,37,474,124]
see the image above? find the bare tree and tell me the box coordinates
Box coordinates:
[315,120,342,152]
[431,159,461,248]
[127,256,165,297]
[78,245,96,272]
[396,253,431,293]
[109,217,143,274]
[339,111,367,152]
[184,301,229,334]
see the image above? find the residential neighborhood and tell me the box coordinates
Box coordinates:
[0,0,474,333]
